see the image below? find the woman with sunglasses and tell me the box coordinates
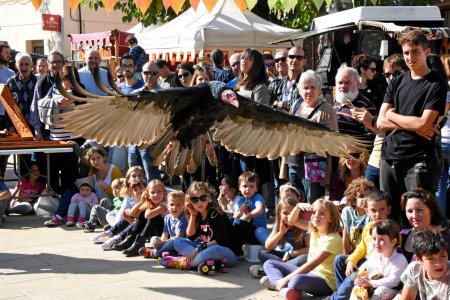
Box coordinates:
[171,181,239,273]
[351,54,384,113]
[176,63,195,87]
[190,65,213,86]
[329,148,368,206]
[399,188,450,262]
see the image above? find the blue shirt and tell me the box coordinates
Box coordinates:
[119,80,144,94]
[78,66,112,96]
[213,67,234,83]
[0,182,7,192]
[163,213,188,238]
[226,77,238,88]
[237,193,266,228]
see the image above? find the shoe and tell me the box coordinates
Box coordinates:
[260,276,276,291]
[84,221,96,233]
[280,288,302,300]
[249,264,266,278]
[123,236,146,257]
[101,235,123,251]
[103,224,111,231]
[44,216,63,227]
[112,234,136,251]
[65,216,75,226]
[91,231,113,243]
[75,217,86,228]
[198,258,230,276]
[158,255,191,270]
[139,247,156,258]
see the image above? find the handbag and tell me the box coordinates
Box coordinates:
[303,101,327,183]
[34,195,60,218]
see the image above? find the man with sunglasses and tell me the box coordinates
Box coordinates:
[274,49,288,79]
[269,46,307,113]
[263,53,277,82]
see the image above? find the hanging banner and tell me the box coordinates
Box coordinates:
[171,0,185,14]
[42,14,61,32]
[101,0,118,13]
[31,0,43,10]
[234,0,247,11]
[163,0,173,11]
[134,0,153,14]
[68,0,81,11]
[190,0,200,10]
[202,0,217,13]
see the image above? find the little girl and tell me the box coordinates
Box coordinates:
[350,219,407,300]
[262,198,343,299]
[163,181,238,273]
[66,180,98,227]
[250,197,310,278]
[114,179,168,257]
[341,178,374,254]
[217,176,240,217]
[10,163,46,215]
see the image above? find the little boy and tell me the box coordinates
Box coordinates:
[400,230,450,299]
[139,190,188,258]
[233,171,266,244]
[331,189,392,300]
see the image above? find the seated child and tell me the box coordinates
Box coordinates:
[341,178,374,254]
[250,197,310,279]
[66,180,98,227]
[349,219,407,300]
[399,229,450,299]
[217,176,240,216]
[10,163,46,215]
[233,171,267,245]
[84,178,124,232]
[140,190,188,258]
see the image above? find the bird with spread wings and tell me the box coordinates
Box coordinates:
[56,67,364,176]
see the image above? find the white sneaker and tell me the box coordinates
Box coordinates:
[249,265,266,278]
[101,235,122,251]
[260,276,276,290]
[91,231,113,244]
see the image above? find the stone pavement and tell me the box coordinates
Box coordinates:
[0,214,287,300]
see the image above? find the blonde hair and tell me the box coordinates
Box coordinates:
[276,197,304,246]
[111,178,125,196]
[168,190,185,203]
[309,198,341,234]
[122,166,145,196]
[145,179,167,209]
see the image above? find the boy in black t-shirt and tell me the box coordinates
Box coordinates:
[377,30,447,218]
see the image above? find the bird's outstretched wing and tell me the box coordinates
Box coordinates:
[213,97,366,159]
[56,85,212,147]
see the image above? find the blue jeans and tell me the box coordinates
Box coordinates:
[436,142,450,221]
[255,227,271,245]
[263,259,333,296]
[173,238,238,267]
[67,201,89,219]
[128,145,159,182]
[331,254,365,300]
[154,239,176,257]
[55,188,77,218]
[365,164,380,189]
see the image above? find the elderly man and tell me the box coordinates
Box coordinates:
[274,49,288,79]
[333,64,377,138]
[227,53,240,88]
[269,46,307,113]
[78,49,111,95]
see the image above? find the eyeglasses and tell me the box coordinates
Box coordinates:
[368,67,377,72]
[288,55,305,60]
[265,62,275,68]
[122,64,135,69]
[178,72,191,79]
[383,71,401,79]
[190,194,210,204]
[274,57,287,63]
[143,71,159,76]
[348,153,361,160]
[116,74,124,79]
[230,63,240,67]
[406,191,424,199]
[194,65,211,71]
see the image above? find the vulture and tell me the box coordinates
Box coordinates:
[56,67,365,176]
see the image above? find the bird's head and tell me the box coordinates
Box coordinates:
[209,81,239,108]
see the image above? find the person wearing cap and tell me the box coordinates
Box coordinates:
[66,177,98,227]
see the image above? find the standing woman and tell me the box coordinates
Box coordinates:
[287,70,338,202]
[235,48,270,105]
[176,63,195,87]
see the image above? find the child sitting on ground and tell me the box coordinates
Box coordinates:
[350,219,407,300]
[139,190,188,258]
[399,229,450,299]
[66,179,98,227]
[217,176,240,217]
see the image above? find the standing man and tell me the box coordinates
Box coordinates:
[227,53,241,88]
[78,49,111,96]
[0,43,14,85]
[155,59,181,89]
[378,30,446,217]
[119,55,144,94]
[210,48,234,83]
[274,49,288,79]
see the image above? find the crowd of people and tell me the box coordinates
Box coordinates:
[0,29,450,299]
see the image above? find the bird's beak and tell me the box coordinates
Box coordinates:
[231,99,239,108]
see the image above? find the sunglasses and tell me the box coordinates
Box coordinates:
[367,67,377,72]
[116,74,124,79]
[265,62,275,68]
[178,72,191,79]
[406,191,424,199]
[274,57,287,63]
[348,153,361,160]
[383,70,401,79]
[230,63,240,67]
[194,65,211,71]
[143,71,158,76]
[288,55,305,60]
[190,194,210,204]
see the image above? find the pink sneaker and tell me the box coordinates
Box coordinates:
[44,216,64,227]
[76,217,86,228]
[158,255,191,270]
[65,216,75,226]
[280,288,302,300]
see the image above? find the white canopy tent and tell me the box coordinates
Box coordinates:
[136,0,300,65]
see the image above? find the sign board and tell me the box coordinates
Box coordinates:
[42,14,61,32]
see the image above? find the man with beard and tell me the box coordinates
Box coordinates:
[333,64,377,138]
[377,30,446,218]
[78,49,111,96]
[0,43,15,126]
[118,55,144,94]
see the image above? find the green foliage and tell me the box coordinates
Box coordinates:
[270,0,318,30]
